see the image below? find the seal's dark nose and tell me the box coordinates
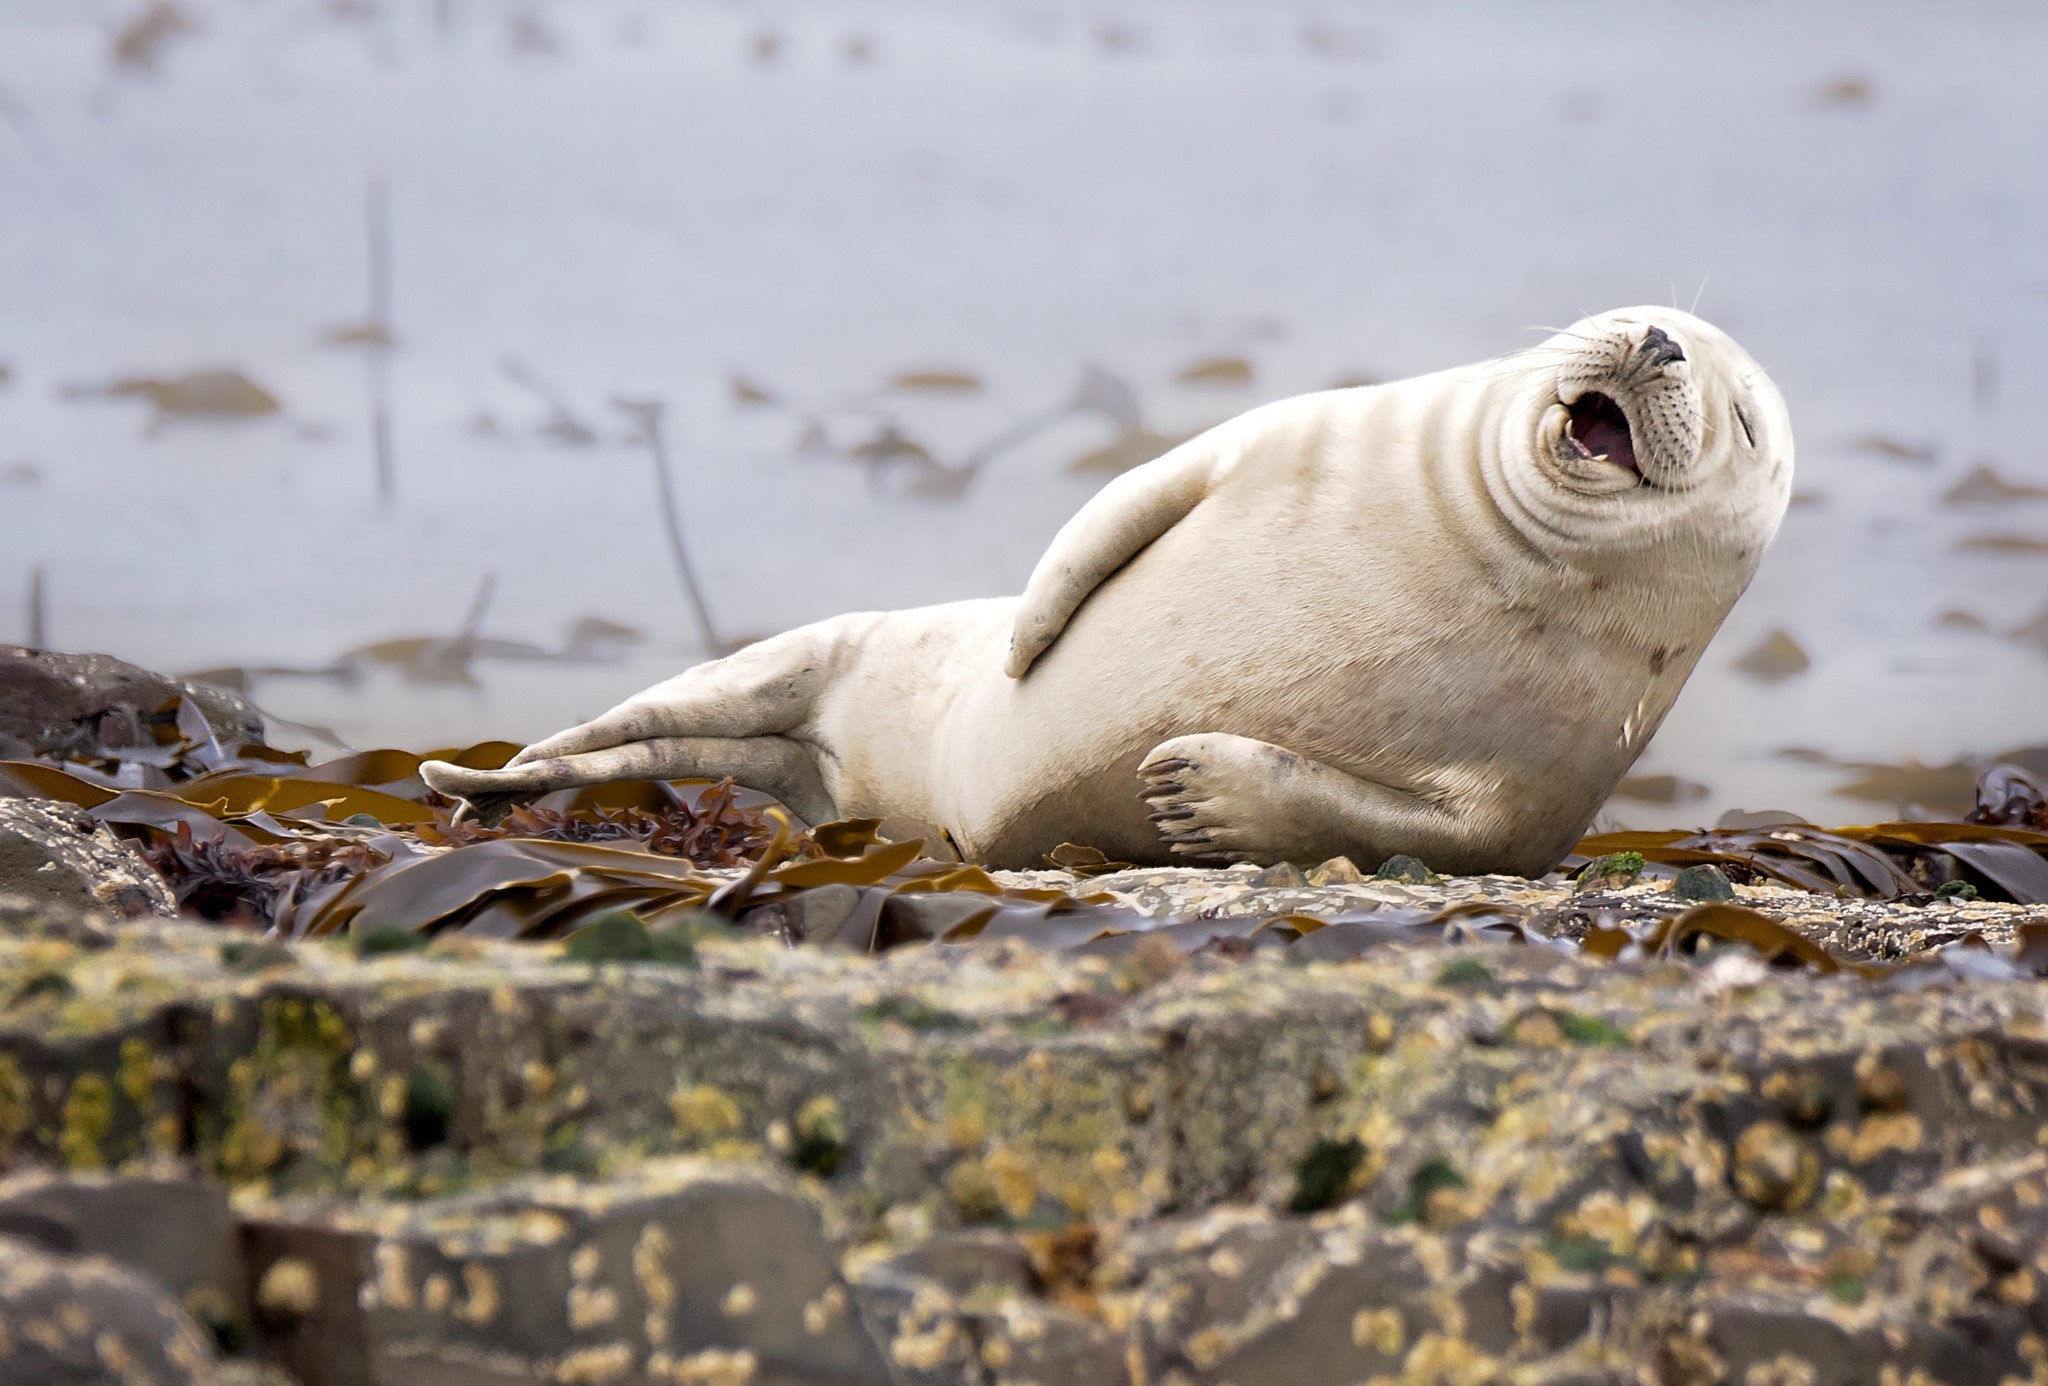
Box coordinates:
[1638,326,1685,368]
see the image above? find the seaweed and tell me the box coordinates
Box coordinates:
[144,824,385,927]
[420,778,792,869]
[9,712,2048,979]
[1971,764,2047,830]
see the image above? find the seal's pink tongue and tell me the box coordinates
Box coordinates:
[1567,392,1639,475]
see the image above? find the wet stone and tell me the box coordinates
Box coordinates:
[847,1231,1127,1386]
[783,882,861,943]
[0,805,178,920]
[0,644,263,755]
[1373,854,1431,884]
[0,1170,245,1346]
[0,1232,221,1384]
[0,894,2044,1379]
[1249,862,1308,889]
[242,1158,886,1386]
[1671,863,1736,902]
[1306,856,1366,886]
[1732,1120,1820,1211]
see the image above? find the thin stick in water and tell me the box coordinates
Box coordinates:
[367,175,392,333]
[1974,339,1998,413]
[367,174,396,503]
[613,397,723,656]
[25,565,45,649]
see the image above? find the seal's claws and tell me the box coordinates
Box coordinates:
[1158,830,1212,845]
[1148,807,1195,823]
[1143,758,1192,775]
[1138,782,1183,801]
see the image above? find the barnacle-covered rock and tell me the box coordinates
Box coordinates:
[0,1231,221,1384]
[0,1170,245,1346]
[240,1158,885,1386]
[0,644,262,756]
[0,800,177,920]
[0,889,2044,1381]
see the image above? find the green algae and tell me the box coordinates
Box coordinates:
[1575,851,1647,890]
[1552,1010,1634,1048]
[404,1062,457,1150]
[59,1072,114,1170]
[0,1052,28,1155]
[1374,855,1433,884]
[1387,1156,1465,1225]
[860,996,969,1031]
[1433,958,1496,989]
[794,1095,849,1177]
[1289,1136,1365,1213]
[117,1035,155,1107]
[211,996,367,1188]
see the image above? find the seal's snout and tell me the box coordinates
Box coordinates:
[1636,325,1685,369]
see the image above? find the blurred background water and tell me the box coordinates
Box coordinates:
[0,0,2043,829]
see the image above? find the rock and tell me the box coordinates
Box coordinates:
[0,644,263,757]
[1373,854,1431,883]
[1731,1120,1820,1211]
[786,883,861,942]
[1306,856,1366,886]
[1121,1215,1430,1384]
[1,892,2047,1379]
[0,1233,221,1384]
[0,893,118,949]
[876,891,1000,946]
[241,1160,887,1386]
[1573,850,1645,891]
[1249,862,1307,888]
[1672,863,1736,901]
[0,803,179,919]
[849,1235,1128,1386]
[0,1171,246,1345]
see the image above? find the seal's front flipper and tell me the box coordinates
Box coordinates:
[1005,438,1227,677]
[1136,732,1512,875]
[421,734,837,827]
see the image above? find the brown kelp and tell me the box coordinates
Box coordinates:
[3,692,2047,982]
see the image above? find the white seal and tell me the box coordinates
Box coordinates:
[422,307,1792,875]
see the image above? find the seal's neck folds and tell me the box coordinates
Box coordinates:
[1461,307,1792,636]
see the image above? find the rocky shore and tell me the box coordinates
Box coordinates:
[3,871,2048,1386]
[3,645,2048,1384]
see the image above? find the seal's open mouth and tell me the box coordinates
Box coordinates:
[1565,393,1639,477]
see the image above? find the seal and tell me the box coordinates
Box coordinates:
[421,307,1793,875]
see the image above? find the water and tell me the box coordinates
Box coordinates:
[1,0,2044,828]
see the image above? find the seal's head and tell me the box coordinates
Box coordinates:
[1495,307,1793,567]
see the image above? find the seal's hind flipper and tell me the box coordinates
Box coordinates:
[1005,436,1226,677]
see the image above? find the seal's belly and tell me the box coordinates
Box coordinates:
[957,504,1659,863]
